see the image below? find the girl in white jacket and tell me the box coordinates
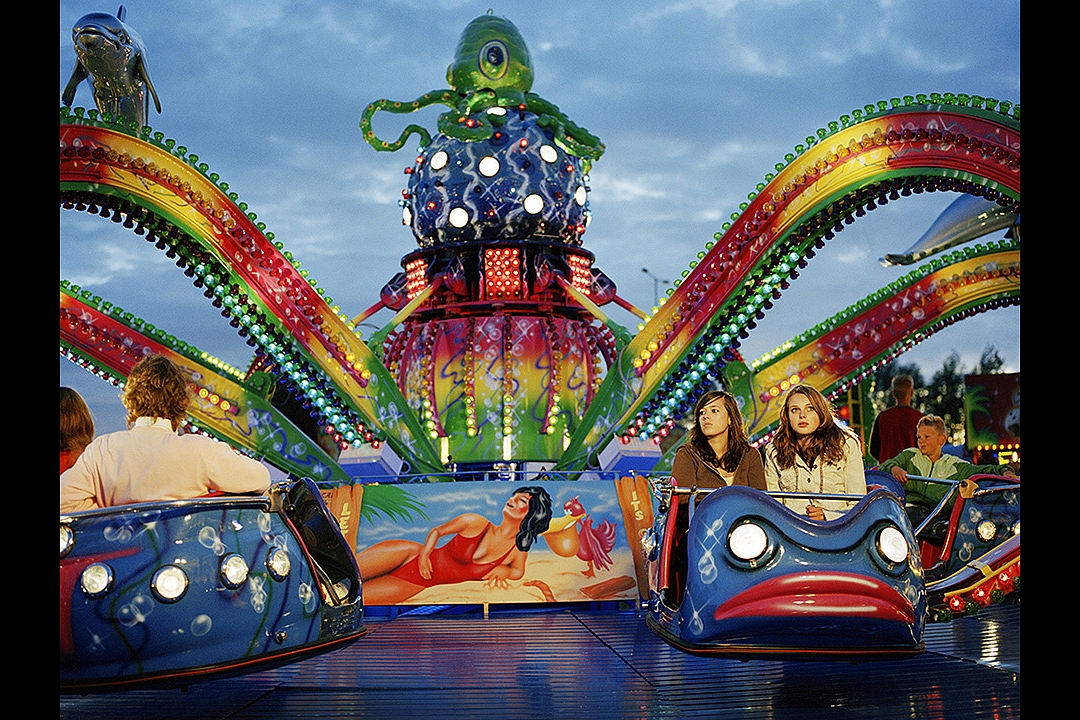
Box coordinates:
[764,384,866,520]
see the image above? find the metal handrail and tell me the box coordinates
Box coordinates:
[891,475,964,536]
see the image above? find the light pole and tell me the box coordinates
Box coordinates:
[641,267,670,307]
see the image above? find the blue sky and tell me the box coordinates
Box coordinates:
[60,0,1021,434]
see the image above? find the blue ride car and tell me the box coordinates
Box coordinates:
[60,477,365,693]
[642,480,926,659]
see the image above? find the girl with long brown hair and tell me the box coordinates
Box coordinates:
[671,390,765,489]
[763,384,865,520]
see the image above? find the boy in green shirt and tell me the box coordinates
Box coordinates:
[879,414,1017,517]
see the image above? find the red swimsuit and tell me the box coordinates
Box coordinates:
[387,524,514,588]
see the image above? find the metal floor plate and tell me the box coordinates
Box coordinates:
[60,601,1019,719]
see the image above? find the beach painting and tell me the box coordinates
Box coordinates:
[350,478,652,605]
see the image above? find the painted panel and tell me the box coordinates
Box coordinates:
[355,480,648,605]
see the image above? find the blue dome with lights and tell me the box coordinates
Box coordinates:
[403,110,591,247]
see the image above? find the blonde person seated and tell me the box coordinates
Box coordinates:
[764,384,866,521]
[878,413,1017,522]
[671,390,766,490]
[60,354,271,513]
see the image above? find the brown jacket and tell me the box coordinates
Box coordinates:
[671,443,767,490]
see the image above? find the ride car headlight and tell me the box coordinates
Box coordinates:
[876,525,909,565]
[61,524,74,559]
[266,547,291,581]
[729,522,768,562]
[80,563,114,598]
[219,553,250,590]
[977,520,998,542]
[151,565,190,603]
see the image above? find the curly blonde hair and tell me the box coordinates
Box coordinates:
[122,355,191,429]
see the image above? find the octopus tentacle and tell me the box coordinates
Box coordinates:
[436,108,494,142]
[362,87,603,162]
[436,88,528,142]
[361,91,462,151]
[462,88,526,114]
[525,95,605,161]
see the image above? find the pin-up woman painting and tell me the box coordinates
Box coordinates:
[356,486,552,605]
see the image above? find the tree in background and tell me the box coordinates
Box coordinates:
[917,346,1005,446]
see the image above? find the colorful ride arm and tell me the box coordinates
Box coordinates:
[741,240,1019,439]
[60,109,444,472]
[61,284,351,483]
[558,96,1019,471]
[643,238,1019,472]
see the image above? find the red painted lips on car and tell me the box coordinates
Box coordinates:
[714,571,915,623]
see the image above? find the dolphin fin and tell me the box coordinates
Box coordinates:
[137,55,162,116]
[62,63,89,107]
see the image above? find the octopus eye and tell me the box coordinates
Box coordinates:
[479,40,509,80]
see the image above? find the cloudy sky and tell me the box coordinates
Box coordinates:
[60,0,1021,434]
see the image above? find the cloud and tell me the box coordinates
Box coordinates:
[834,243,873,265]
[593,175,669,203]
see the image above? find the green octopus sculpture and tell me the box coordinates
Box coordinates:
[360,13,605,166]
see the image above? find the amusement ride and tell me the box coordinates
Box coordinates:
[60,8,1019,693]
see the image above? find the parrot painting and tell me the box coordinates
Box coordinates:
[563,497,617,578]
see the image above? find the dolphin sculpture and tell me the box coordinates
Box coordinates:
[61,5,161,128]
[880,194,1018,267]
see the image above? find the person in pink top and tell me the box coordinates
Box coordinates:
[60,354,271,513]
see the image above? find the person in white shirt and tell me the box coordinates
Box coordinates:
[60,354,271,513]
[763,384,866,521]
